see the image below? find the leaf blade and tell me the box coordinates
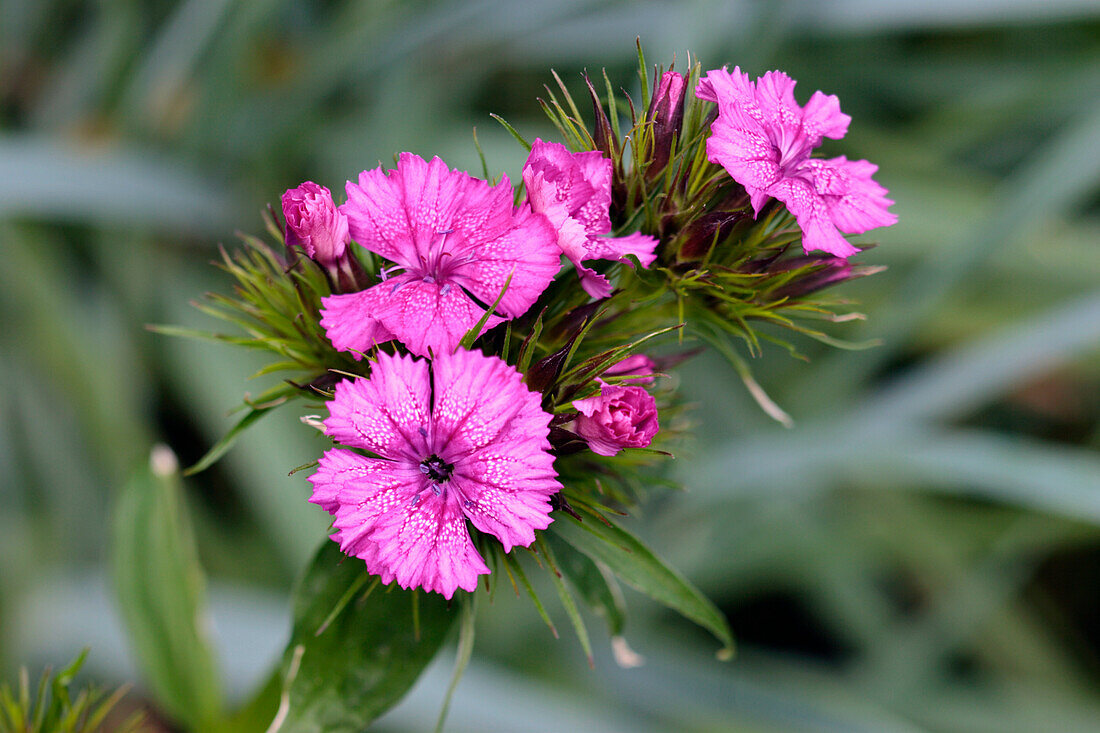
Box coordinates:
[552,511,734,659]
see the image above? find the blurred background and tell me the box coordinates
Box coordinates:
[2,1,1099,731]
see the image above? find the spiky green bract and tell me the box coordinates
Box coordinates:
[0,651,144,733]
[152,217,373,473]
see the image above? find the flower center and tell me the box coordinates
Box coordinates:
[419,454,454,484]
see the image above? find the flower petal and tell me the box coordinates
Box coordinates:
[342,168,416,267]
[322,351,432,460]
[429,349,548,457]
[451,467,556,552]
[808,156,898,234]
[369,273,502,358]
[769,177,860,258]
[307,448,396,514]
[450,201,561,319]
[310,450,424,581]
[352,489,490,599]
[588,231,659,268]
[320,288,394,357]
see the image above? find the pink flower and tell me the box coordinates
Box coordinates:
[572,381,659,457]
[308,349,561,599]
[523,139,659,299]
[696,67,896,258]
[321,153,561,358]
[603,354,656,385]
[282,181,350,266]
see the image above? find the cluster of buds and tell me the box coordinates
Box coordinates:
[183,50,894,637]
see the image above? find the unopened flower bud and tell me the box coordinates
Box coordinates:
[282,181,364,292]
[676,209,749,262]
[645,70,686,180]
[770,257,885,299]
[282,182,348,265]
[572,382,659,456]
[604,354,656,385]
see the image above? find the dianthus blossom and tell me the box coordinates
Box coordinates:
[321,153,561,358]
[696,67,896,257]
[523,139,658,298]
[308,349,561,598]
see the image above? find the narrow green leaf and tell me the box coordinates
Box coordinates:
[434,593,477,733]
[458,272,512,350]
[697,326,793,428]
[184,386,295,475]
[268,541,455,733]
[547,534,626,637]
[516,310,546,373]
[110,446,223,729]
[504,552,558,638]
[537,536,594,668]
[472,126,490,181]
[552,511,734,659]
[489,113,532,151]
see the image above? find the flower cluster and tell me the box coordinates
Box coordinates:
[288,148,662,597]
[190,55,895,610]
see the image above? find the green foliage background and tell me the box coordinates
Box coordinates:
[2,1,1098,730]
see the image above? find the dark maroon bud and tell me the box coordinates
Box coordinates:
[645,70,687,180]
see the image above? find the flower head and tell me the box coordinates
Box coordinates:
[572,381,659,456]
[523,139,659,298]
[696,67,896,257]
[321,153,561,358]
[282,181,350,266]
[308,349,561,598]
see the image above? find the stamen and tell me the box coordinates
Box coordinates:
[419,453,455,484]
[379,264,403,281]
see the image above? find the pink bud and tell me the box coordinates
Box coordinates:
[645,70,687,179]
[281,182,350,267]
[572,382,659,456]
[647,70,686,127]
[603,354,657,385]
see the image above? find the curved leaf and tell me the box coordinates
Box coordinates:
[268,541,456,733]
[111,446,223,730]
[551,511,733,659]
